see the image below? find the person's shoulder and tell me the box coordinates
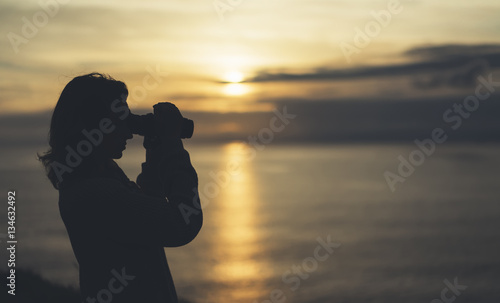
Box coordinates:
[61,176,125,193]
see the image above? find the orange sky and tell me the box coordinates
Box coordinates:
[1,0,500,114]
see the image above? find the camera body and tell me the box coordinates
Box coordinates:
[126,113,194,139]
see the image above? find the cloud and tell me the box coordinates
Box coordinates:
[3,95,500,145]
[269,96,500,143]
[404,44,500,60]
[247,44,500,89]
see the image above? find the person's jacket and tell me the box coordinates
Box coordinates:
[59,136,202,303]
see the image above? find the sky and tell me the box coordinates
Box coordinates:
[2,2,500,301]
[1,0,500,141]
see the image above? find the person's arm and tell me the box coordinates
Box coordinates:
[136,102,203,242]
[80,102,202,247]
[77,174,202,247]
[135,134,203,244]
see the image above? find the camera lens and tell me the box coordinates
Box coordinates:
[181,118,194,139]
[127,113,193,139]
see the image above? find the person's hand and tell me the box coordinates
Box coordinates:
[153,102,183,140]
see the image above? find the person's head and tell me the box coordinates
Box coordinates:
[38,73,133,189]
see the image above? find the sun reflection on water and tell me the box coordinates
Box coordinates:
[210,142,272,301]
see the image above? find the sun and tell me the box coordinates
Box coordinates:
[224,71,244,83]
[223,83,248,96]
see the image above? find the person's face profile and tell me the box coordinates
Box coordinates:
[100,104,133,160]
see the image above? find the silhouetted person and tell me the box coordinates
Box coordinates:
[38,73,202,303]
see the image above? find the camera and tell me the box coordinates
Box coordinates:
[126,113,194,139]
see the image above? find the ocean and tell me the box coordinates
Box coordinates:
[1,140,499,303]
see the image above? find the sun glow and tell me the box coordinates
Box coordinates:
[224,71,244,83]
[223,83,249,96]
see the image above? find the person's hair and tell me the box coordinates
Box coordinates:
[37,73,128,190]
